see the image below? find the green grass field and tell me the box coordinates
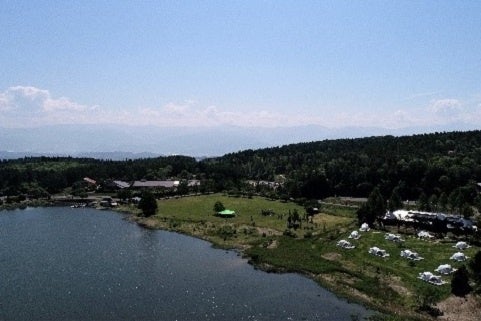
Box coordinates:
[122,193,480,320]
[157,193,305,230]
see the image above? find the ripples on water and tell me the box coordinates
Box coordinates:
[0,207,372,320]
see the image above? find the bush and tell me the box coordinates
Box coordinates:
[283,229,297,238]
[304,231,313,239]
[138,191,158,217]
[468,250,481,292]
[451,265,472,297]
[213,201,225,213]
[415,285,443,317]
[216,225,236,239]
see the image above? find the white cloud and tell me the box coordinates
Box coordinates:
[429,98,462,118]
[0,86,92,117]
[0,87,313,127]
[0,94,8,111]
[133,101,325,128]
[1,86,481,131]
[44,96,92,112]
[324,99,472,129]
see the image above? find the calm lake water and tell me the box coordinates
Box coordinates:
[0,207,372,321]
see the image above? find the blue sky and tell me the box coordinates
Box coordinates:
[1,1,481,130]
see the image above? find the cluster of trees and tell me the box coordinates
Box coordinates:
[204,131,481,212]
[0,156,201,197]
[357,187,386,226]
[451,251,481,297]
[2,131,481,215]
[137,191,158,217]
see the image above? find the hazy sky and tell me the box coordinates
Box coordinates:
[1,1,481,129]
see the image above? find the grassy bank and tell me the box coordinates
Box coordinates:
[123,194,352,247]
[119,193,479,321]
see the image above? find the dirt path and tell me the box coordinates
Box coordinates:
[436,294,481,321]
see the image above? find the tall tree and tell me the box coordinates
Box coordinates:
[469,250,481,293]
[357,187,386,226]
[213,201,225,213]
[451,265,472,297]
[418,192,430,211]
[429,194,438,212]
[138,191,158,217]
[439,192,448,211]
[388,187,403,212]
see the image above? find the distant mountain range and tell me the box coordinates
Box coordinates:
[0,123,479,159]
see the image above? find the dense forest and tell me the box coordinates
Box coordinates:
[2,130,481,214]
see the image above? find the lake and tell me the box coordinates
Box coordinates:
[0,207,372,321]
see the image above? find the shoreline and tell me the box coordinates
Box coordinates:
[0,201,419,319]
[120,201,477,321]
[125,209,398,320]
[4,199,476,320]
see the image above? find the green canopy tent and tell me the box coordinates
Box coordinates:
[217,209,236,217]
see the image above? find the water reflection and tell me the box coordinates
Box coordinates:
[0,207,372,320]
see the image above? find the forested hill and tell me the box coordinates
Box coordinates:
[206,130,481,202]
[1,130,481,210]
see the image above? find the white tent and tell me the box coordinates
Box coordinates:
[359,223,370,232]
[435,264,457,275]
[417,230,434,239]
[349,231,360,239]
[450,252,468,262]
[418,271,445,285]
[400,249,423,261]
[337,239,355,249]
[385,233,404,242]
[453,241,470,250]
[368,246,389,257]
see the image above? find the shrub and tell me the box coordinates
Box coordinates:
[283,229,297,238]
[138,191,158,217]
[213,201,225,213]
[451,265,472,297]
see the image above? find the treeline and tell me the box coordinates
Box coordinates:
[205,130,481,210]
[0,155,199,196]
[1,130,481,212]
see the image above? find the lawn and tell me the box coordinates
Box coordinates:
[121,193,354,251]
[121,193,480,320]
[247,222,480,317]
[151,193,352,234]
[330,230,479,302]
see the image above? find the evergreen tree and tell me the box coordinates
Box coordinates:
[388,187,403,212]
[138,191,158,217]
[357,203,371,225]
[461,204,474,219]
[429,194,438,212]
[357,187,386,226]
[468,250,481,293]
[418,192,430,211]
[213,201,225,213]
[451,265,472,297]
[439,192,448,211]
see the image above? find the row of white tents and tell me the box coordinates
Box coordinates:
[335,223,472,286]
[418,240,470,285]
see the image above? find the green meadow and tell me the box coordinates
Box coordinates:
[122,193,480,320]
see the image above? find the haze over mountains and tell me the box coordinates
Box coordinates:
[1,123,479,160]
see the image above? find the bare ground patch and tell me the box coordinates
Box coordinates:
[266,239,278,249]
[383,275,412,297]
[436,294,481,321]
[317,273,373,305]
[256,227,282,237]
[322,252,342,261]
